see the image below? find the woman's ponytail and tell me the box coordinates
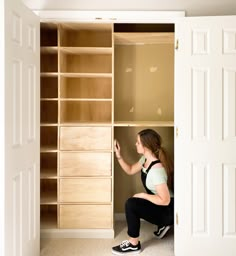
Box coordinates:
[158,147,174,192]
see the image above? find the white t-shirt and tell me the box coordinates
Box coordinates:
[139,156,174,197]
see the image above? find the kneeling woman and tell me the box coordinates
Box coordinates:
[112,129,174,255]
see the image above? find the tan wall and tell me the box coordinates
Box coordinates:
[114,44,174,122]
[114,43,174,213]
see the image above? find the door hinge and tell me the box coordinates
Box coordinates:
[175,39,179,50]
[176,127,179,138]
[176,213,179,225]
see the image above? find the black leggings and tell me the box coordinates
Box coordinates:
[125,197,174,238]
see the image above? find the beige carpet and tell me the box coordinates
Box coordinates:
[40,221,174,256]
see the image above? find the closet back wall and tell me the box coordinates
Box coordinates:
[114,43,174,213]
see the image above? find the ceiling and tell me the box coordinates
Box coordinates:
[23,0,236,16]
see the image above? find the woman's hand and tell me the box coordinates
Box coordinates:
[114,139,121,159]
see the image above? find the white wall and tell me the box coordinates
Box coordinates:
[23,0,236,16]
[0,1,5,255]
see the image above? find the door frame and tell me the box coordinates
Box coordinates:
[0,1,5,255]
[37,10,184,240]
[34,10,185,23]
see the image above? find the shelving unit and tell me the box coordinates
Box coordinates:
[40,23,59,230]
[40,21,174,237]
[40,22,113,234]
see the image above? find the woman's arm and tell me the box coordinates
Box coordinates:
[133,183,170,205]
[114,139,142,175]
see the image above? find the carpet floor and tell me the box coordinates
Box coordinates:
[40,221,174,256]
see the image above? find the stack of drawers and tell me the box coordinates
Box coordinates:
[59,126,112,229]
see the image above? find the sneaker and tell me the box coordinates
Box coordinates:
[153,225,171,239]
[112,240,141,255]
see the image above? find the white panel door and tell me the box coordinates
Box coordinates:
[175,16,236,256]
[5,0,40,256]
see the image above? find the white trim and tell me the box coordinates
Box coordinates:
[41,228,114,239]
[0,1,5,256]
[34,10,185,23]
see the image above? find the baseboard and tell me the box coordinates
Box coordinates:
[41,228,114,239]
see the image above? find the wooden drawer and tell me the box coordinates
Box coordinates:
[59,178,111,203]
[59,204,112,229]
[60,126,112,150]
[60,152,111,176]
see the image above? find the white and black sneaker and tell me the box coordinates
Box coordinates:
[154,225,171,239]
[112,240,141,255]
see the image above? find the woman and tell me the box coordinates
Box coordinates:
[112,129,174,255]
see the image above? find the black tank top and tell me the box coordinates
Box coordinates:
[141,160,160,195]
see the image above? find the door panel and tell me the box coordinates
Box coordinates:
[175,16,236,256]
[5,0,40,255]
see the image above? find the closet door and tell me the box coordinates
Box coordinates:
[5,0,40,255]
[175,16,236,256]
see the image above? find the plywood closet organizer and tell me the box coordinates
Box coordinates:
[40,22,174,237]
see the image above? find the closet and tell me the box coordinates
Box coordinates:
[40,22,174,237]
[113,23,174,213]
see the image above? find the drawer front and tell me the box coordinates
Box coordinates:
[59,204,112,229]
[60,126,112,150]
[59,178,111,203]
[60,152,111,176]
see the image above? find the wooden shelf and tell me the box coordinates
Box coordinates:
[41,46,58,53]
[40,169,57,179]
[40,98,58,101]
[41,52,58,73]
[60,47,112,54]
[40,205,58,229]
[40,194,57,205]
[60,76,112,99]
[60,23,112,47]
[40,73,58,77]
[113,121,174,127]
[114,32,174,45]
[40,123,58,127]
[40,147,58,152]
[41,76,58,98]
[60,101,112,123]
[40,101,58,124]
[40,183,57,205]
[60,98,112,101]
[59,122,112,127]
[40,23,58,47]
[60,52,112,73]
[40,152,57,175]
[60,73,112,78]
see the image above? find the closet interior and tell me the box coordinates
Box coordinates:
[40,22,174,236]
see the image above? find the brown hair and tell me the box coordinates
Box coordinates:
[138,129,174,191]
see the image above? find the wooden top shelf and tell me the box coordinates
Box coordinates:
[59,23,112,31]
[114,32,174,45]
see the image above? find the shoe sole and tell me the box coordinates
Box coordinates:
[111,249,141,255]
[154,226,171,239]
